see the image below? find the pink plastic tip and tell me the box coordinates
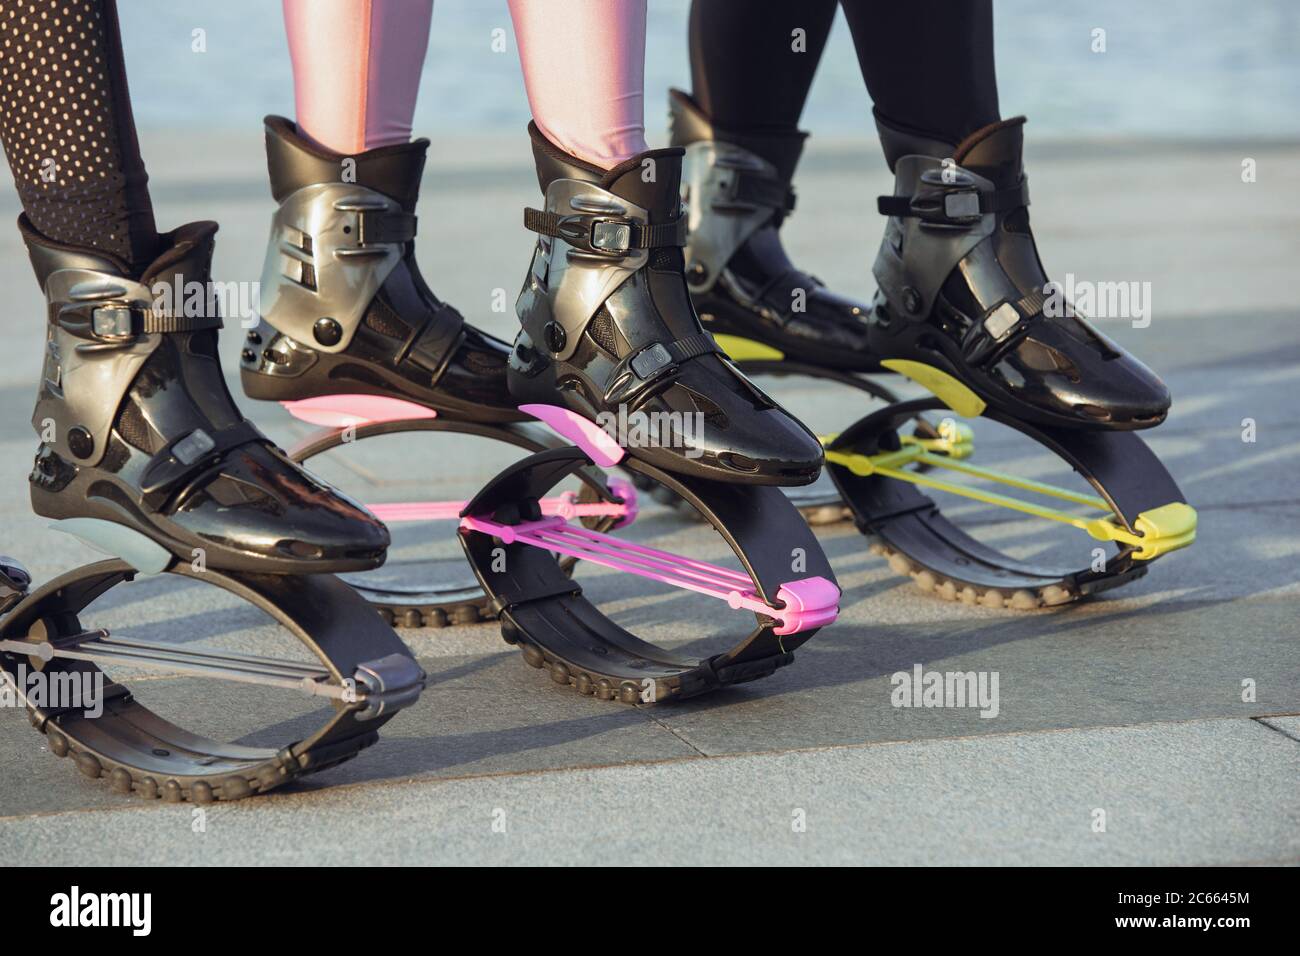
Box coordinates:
[606,477,639,528]
[281,394,437,429]
[772,576,841,636]
[519,403,625,467]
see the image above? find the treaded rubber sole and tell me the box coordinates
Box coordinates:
[829,398,1175,612]
[31,707,373,804]
[865,537,1078,610]
[461,449,836,705]
[503,624,648,704]
[710,358,1178,611]
[374,598,493,630]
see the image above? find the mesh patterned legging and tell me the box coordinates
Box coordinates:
[0,0,159,272]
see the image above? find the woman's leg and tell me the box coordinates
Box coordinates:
[282,0,432,153]
[850,0,1170,429]
[0,0,389,572]
[243,0,525,425]
[689,0,837,147]
[503,0,823,482]
[838,0,1000,143]
[0,0,159,271]
[672,0,875,371]
[507,0,647,169]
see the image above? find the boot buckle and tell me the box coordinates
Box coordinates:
[90,305,137,342]
[630,343,673,379]
[331,197,416,256]
[56,299,145,345]
[591,219,633,254]
[605,343,678,406]
[942,191,981,222]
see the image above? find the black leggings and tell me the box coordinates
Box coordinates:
[0,0,159,272]
[689,0,1001,146]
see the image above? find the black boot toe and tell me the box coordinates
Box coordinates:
[170,444,390,570]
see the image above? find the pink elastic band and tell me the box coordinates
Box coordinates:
[460,512,839,635]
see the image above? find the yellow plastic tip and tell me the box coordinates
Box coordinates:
[881,359,987,418]
[1132,502,1198,560]
[713,334,784,362]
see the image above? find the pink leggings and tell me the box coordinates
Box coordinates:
[282,0,648,168]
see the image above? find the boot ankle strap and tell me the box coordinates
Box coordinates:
[402,302,466,382]
[54,275,222,346]
[878,173,1029,226]
[524,207,686,256]
[709,162,796,215]
[57,302,223,343]
[332,198,417,253]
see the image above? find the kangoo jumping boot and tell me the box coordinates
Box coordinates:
[23,216,389,573]
[668,89,877,371]
[241,117,525,424]
[870,113,1170,430]
[509,122,824,485]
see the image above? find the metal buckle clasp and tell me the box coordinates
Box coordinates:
[591,218,633,254]
[332,197,391,258]
[915,167,983,226]
[90,305,136,342]
[630,342,673,380]
[604,342,677,406]
[942,191,981,222]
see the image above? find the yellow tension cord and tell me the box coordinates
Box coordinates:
[823,439,1198,560]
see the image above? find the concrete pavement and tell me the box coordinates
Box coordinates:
[0,132,1296,865]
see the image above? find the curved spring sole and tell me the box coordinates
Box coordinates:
[31,708,372,804]
[828,398,1183,611]
[288,415,621,629]
[0,561,422,803]
[460,448,838,704]
[731,359,1187,611]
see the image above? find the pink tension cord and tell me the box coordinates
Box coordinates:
[460,512,839,635]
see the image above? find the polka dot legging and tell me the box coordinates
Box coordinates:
[0,0,159,271]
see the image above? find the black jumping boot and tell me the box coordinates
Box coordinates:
[24,216,390,572]
[870,113,1170,430]
[507,122,824,485]
[669,89,877,371]
[241,117,525,423]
